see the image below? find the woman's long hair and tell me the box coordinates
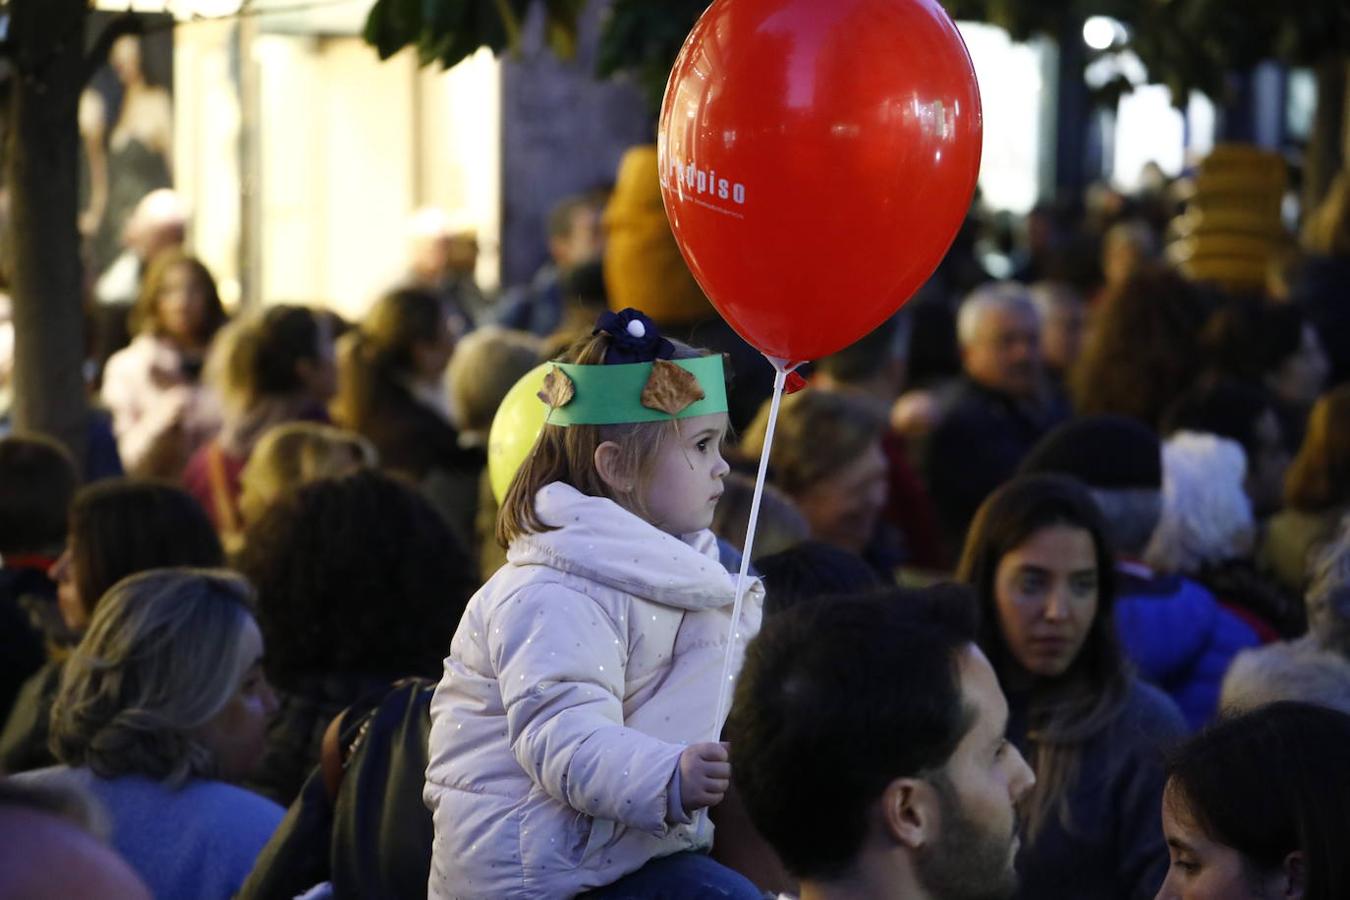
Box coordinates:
[333,288,445,436]
[956,474,1129,842]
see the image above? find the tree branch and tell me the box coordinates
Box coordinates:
[80,13,144,88]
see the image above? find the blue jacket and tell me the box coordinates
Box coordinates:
[1114,562,1261,730]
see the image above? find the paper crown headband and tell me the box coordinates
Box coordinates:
[538,356,727,426]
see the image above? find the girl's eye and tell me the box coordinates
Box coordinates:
[1071,574,1098,595]
[696,439,709,453]
[1172,858,1199,875]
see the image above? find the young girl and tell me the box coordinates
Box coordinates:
[424,309,764,899]
[101,251,228,478]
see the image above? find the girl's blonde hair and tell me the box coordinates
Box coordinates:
[238,422,377,526]
[50,568,256,788]
[495,331,708,548]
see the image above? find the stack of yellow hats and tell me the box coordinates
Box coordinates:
[1167,144,1288,291]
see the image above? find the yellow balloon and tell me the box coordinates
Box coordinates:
[488,363,552,504]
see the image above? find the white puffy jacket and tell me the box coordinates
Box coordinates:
[424,482,763,899]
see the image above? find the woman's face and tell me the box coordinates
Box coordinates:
[49,542,87,633]
[157,263,209,347]
[793,440,888,555]
[1155,782,1289,900]
[196,616,278,783]
[993,524,1098,679]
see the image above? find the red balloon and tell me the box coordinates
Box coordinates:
[658,0,982,363]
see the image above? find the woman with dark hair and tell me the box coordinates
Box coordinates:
[1263,385,1350,596]
[333,287,465,481]
[1071,265,1211,429]
[1157,702,1350,899]
[101,251,227,479]
[236,469,475,805]
[14,568,282,900]
[957,473,1187,900]
[0,479,224,773]
[182,305,338,543]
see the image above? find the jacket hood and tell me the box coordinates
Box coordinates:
[507,482,758,612]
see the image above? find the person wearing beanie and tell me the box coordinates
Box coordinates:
[1020,415,1261,729]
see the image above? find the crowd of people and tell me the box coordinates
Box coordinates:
[2,149,1350,900]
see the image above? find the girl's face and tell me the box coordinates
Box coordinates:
[639,412,731,536]
[196,616,278,783]
[794,440,888,555]
[158,263,209,347]
[993,524,1098,679]
[1155,782,1287,900]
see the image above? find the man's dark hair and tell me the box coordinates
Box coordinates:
[547,194,599,241]
[0,436,78,555]
[730,586,979,880]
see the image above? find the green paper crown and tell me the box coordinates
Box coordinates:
[542,356,728,426]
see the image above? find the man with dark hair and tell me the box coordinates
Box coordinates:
[730,588,1034,899]
[497,192,606,336]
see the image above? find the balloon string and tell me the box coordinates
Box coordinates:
[696,361,789,842]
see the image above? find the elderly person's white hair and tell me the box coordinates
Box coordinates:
[1145,431,1255,575]
[1307,517,1350,654]
[956,281,1039,348]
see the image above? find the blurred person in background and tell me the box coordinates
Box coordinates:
[14,569,283,900]
[0,479,223,773]
[101,251,227,479]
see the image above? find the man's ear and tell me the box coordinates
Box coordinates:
[880,778,939,851]
[1281,850,1306,899]
[593,441,631,494]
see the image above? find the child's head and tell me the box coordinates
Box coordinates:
[446,326,543,440]
[497,311,730,545]
[238,422,377,527]
[0,436,78,558]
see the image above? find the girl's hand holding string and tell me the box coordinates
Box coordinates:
[679,742,732,812]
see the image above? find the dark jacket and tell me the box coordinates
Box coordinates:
[920,377,1069,553]
[0,659,64,774]
[1114,562,1261,730]
[0,564,54,724]
[357,382,474,484]
[1009,678,1187,900]
[1292,255,1350,388]
[246,672,393,807]
[239,679,435,900]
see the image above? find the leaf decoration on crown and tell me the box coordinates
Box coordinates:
[538,366,576,410]
[641,359,705,417]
